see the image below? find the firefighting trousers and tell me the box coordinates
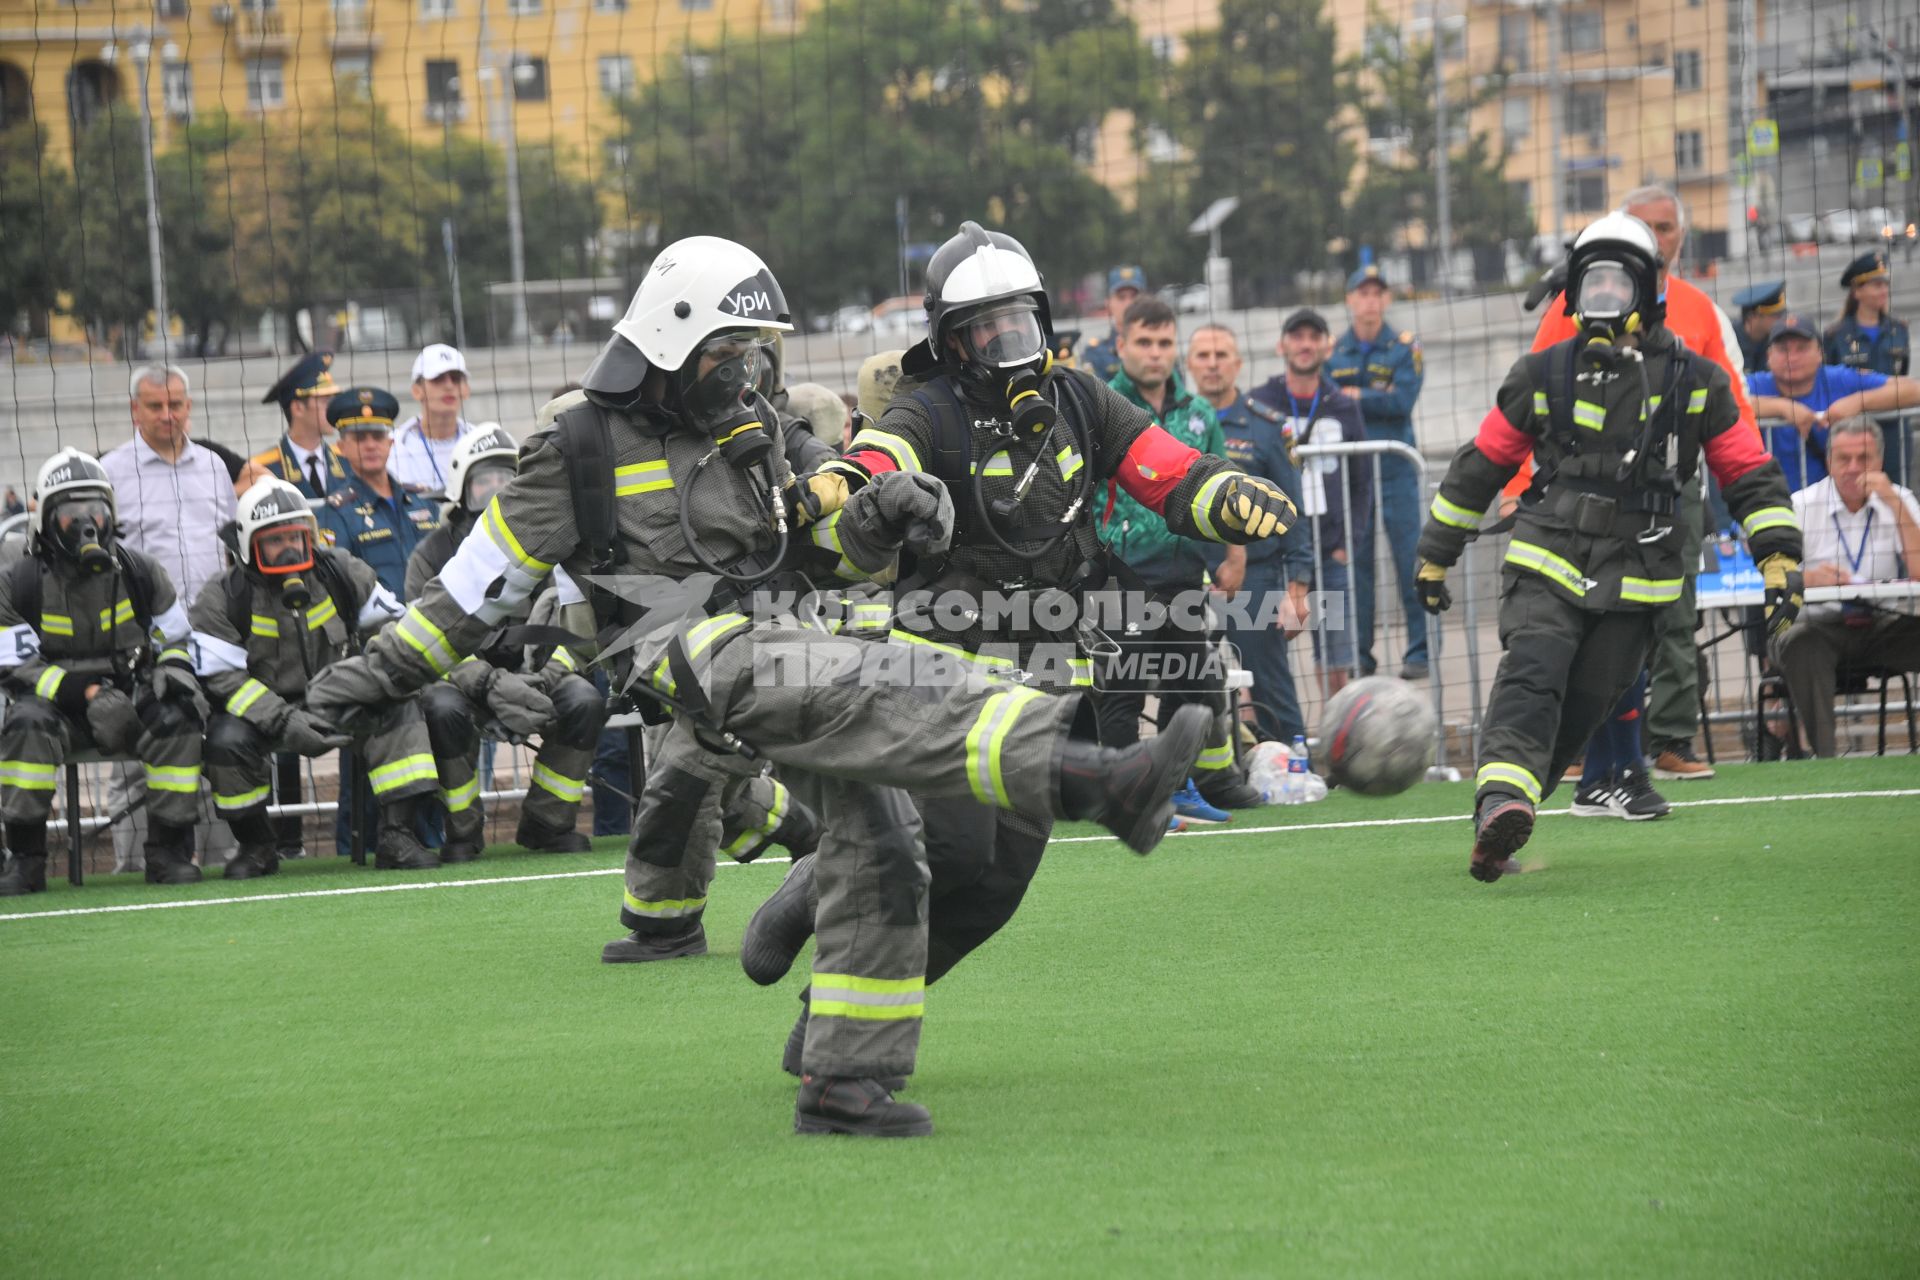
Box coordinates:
[1475,574,1656,808]
[0,695,204,828]
[420,678,604,845]
[203,699,437,841]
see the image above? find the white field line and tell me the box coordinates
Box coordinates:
[4,787,1916,925]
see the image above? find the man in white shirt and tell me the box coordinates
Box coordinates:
[99,365,240,871]
[390,343,477,493]
[1773,415,1920,756]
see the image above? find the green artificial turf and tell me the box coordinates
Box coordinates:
[3,759,1916,1277]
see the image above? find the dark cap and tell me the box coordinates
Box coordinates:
[1107,265,1148,295]
[1767,312,1820,344]
[261,351,339,412]
[1731,280,1787,315]
[1345,263,1389,291]
[1840,250,1889,289]
[326,386,400,432]
[1282,307,1330,335]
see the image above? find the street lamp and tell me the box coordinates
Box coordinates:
[101,36,177,357]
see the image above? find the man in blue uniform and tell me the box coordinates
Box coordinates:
[245,352,350,499]
[1825,251,1912,486]
[1731,280,1786,375]
[1327,264,1427,679]
[1078,264,1146,383]
[316,386,444,856]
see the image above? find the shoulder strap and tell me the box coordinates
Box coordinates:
[9,555,41,630]
[908,382,974,494]
[553,402,624,574]
[224,565,251,641]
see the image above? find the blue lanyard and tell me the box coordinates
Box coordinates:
[1285,387,1323,439]
[1833,507,1875,577]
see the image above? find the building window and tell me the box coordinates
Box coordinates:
[1148,34,1178,61]
[162,60,192,118]
[505,0,539,13]
[334,52,371,99]
[1562,9,1603,54]
[155,0,189,18]
[1564,172,1607,212]
[510,54,547,101]
[1565,87,1606,139]
[420,0,454,18]
[245,57,284,108]
[593,0,626,9]
[766,0,796,20]
[1498,12,1529,70]
[426,58,463,120]
[604,139,631,171]
[1674,129,1704,174]
[680,0,713,9]
[1501,96,1530,144]
[1673,49,1701,92]
[1507,179,1532,213]
[598,54,635,98]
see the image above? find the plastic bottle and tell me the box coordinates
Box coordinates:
[1283,735,1309,804]
[1245,741,1290,804]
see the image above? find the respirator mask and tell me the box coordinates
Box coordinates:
[461,460,515,515]
[50,494,114,575]
[955,300,1055,434]
[678,329,778,470]
[253,523,318,610]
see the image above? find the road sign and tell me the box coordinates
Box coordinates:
[1897,142,1913,184]
[1747,120,1779,158]
[1858,157,1884,189]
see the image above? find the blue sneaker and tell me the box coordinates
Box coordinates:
[1171,779,1230,825]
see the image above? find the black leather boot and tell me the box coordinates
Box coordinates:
[1055,704,1210,854]
[740,853,815,986]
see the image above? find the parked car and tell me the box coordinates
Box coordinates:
[869,295,926,338]
[1783,212,1817,243]
[1157,283,1212,314]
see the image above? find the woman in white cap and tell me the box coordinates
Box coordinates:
[391,343,478,493]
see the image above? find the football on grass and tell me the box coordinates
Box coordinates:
[1321,675,1436,796]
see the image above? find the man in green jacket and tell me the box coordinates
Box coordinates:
[1100,295,1258,809]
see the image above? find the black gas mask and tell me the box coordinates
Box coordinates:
[952,300,1054,429]
[677,329,777,470]
[50,494,114,575]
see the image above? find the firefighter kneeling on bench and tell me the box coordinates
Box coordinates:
[1415,213,1804,881]
[191,477,443,877]
[406,424,605,858]
[0,450,207,893]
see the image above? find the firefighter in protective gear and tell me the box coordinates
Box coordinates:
[302,235,1212,1138]
[740,221,1297,1058]
[0,450,207,893]
[407,423,609,858]
[190,477,432,878]
[1415,213,1803,882]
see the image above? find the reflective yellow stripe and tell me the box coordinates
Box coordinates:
[157,647,189,665]
[396,607,458,676]
[1505,540,1587,597]
[1687,387,1709,413]
[1429,493,1483,531]
[965,686,1044,808]
[227,678,270,717]
[886,629,1014,675]
[850,603,893,628]
[1619,576,1683,604]
[143,764,202,794]
[1056,446,1084,481]
[531,761,585,802]
[98,598,135,630]
[851,429,924,473]
[652,613,749,696]
[1531,391,1549,417]
[482,496,553,572]
[1475,762,1542,804]
[305,595,339,631]
[1195,742,1235,771]
[622,889,706,918]
[40,614,74,637]
[721,779,786,860]
[976,449,1014,478]
[368,753,437,794]
[809,509,858,579]
[1571,400,1606,431]
[613,460,674,496]
[810,972,926,1022]
[250,613,280,638]
[551,646,577,671]
[1741,506,1799,537]
[33,665,66,701]
[1069,656,1092,687]
[213,783,270,811]
[0,761,59,790]
[442,776,480,813]
[1189,472,1231,541]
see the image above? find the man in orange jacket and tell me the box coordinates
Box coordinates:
[1503,186,1753,814]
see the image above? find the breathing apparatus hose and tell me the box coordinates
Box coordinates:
[677,451,791,588]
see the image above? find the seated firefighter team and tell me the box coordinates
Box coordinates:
[0,210,1847,1134]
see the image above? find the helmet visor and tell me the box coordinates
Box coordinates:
[462,459,515,514]
[683,329,776,431]
[956,301,1046,369]
[50,494,112,555]
[252,522,315,575]
[1577,261,1638,320]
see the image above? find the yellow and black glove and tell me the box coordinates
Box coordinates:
[1759,553,1803,640]
[784,471,850,527]
[1213,474,1297,542]
[1416,559,1453,614]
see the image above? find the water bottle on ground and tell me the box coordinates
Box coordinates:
[1285,736,1310,804]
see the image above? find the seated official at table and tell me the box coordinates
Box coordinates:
[1771,416,1920,757]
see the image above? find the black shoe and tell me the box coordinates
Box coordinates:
[1057,704,1211,855]
[374,831,440,871]
[438,840,483,864]
[0,854,48,896]
[769,799,820,860]
[516,819,591,854]
[741,854,816,986]
[145,858,203,886]
[143,823,203,885]
[1470,793,1534,883]
[794,1076,932,1138]
[1569,776,1626,819]
[224,846,281,880]
[1195,775,1264,810]
[1616,769,1671,820]
[1400,661,1431,681]
[780,991,905,1091]
[600,920,708,963]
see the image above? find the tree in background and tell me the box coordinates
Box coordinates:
[63,108,155,353]
[156,114,245,355]
[0,124,69,340]
[1343,17,1533,282]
